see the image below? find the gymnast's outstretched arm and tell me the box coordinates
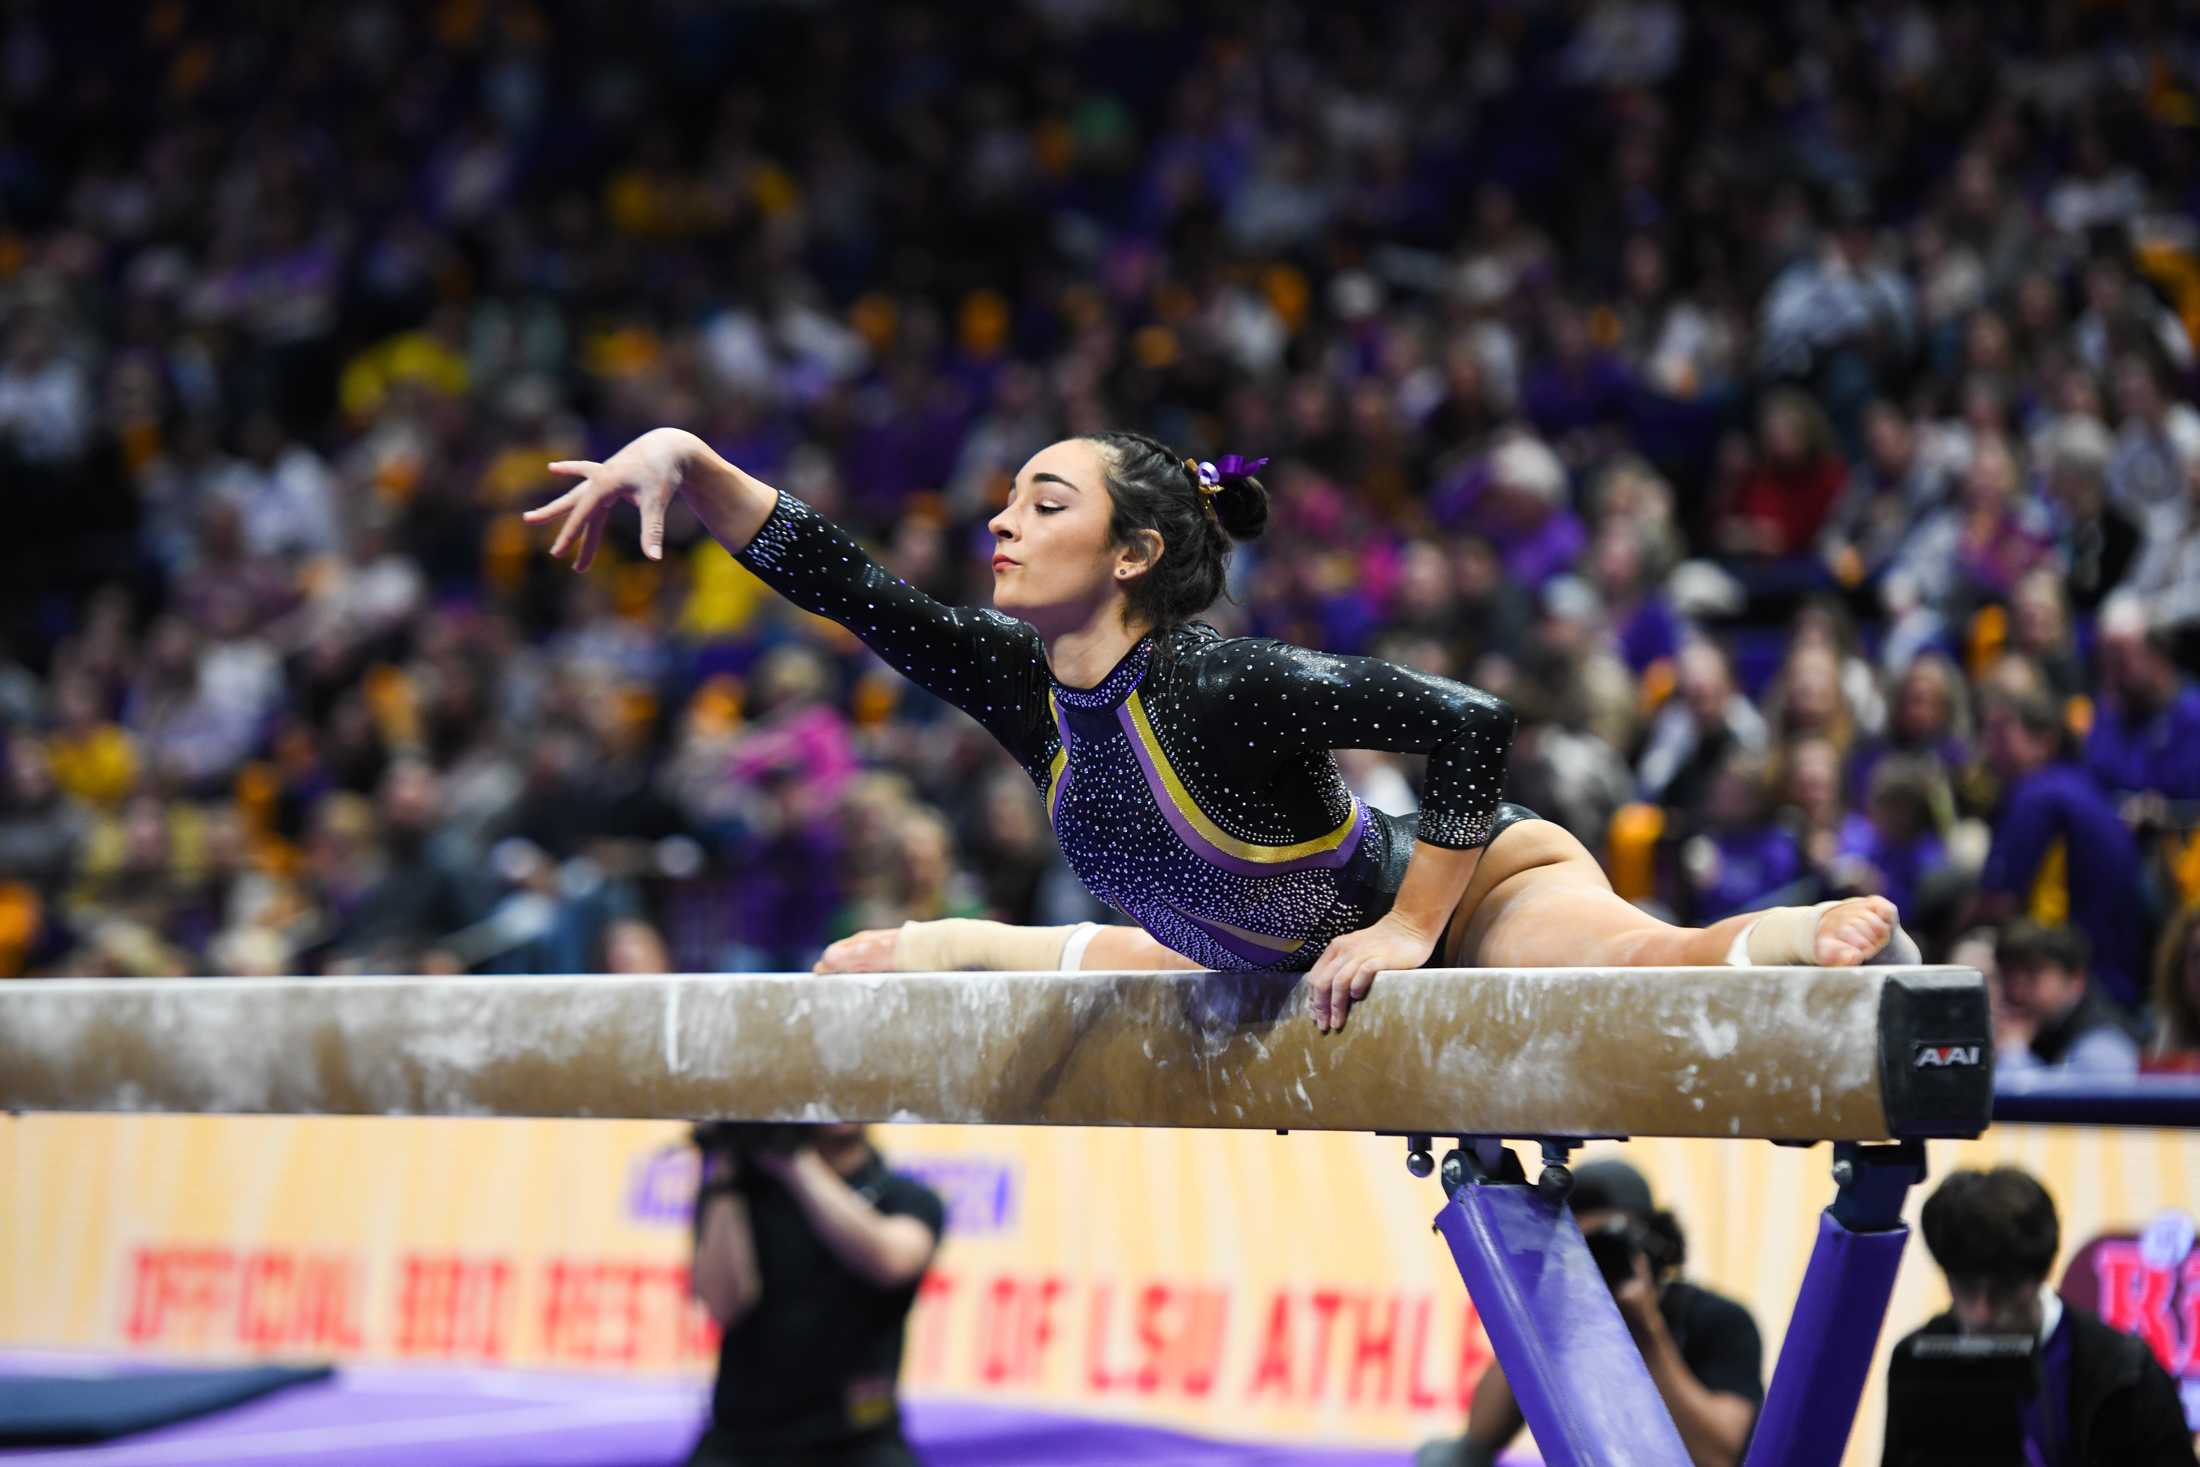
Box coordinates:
[525,427,1051,755]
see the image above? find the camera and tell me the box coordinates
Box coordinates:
[1583,1217,1647,1289]
[692,1121,816,1163]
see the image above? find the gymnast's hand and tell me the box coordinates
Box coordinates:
[1304,913,1436,1033]
[524,426,710,570]
[813,929,901,973]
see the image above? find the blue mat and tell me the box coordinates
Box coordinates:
[0,1365,333,1445]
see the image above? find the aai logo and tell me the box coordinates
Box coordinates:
[1912,1042,1982,1069]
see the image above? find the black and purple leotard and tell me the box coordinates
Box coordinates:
[735,492,1519,971]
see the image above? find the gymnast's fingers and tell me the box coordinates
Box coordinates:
[640,491,668,562]
[546,486,601,559]
[1305,964,1334,1031]
[1327,947,1359,1026]
[546,459,603,479]
[521,485,584,524]
[1317,942,1363,1030]
[573,509,607,573]
[1335,959,1378,1031]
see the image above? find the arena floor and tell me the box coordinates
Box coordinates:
[0,1352,1423,1466]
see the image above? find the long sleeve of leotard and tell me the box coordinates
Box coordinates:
[1194,639,1517,849]
[733,491,1049,755]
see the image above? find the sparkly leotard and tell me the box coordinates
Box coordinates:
[736,492,1519,971]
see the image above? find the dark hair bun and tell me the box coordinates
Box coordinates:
[1078,430,1263,632]
[1211,472,1268,541]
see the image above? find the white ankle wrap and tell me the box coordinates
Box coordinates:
[894,919,1078,973]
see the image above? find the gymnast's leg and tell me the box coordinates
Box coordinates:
[1442,816,1905,970]
[815,819,1907,978]
[814,917,1199,974]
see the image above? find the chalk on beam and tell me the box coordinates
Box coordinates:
[0,966,1989,1141]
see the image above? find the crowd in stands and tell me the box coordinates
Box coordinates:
[4,1,2200,1080]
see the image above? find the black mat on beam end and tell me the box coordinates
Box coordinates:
[1876,968,1994,1139]
[0,1364,333,1445]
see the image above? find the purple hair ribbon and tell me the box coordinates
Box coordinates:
[1195,454,1270,487]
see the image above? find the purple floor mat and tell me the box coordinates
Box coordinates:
[0,1353,1439,1466]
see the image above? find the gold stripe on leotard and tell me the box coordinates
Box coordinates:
[1045,693,1068,824]
[1121,690,1359,864]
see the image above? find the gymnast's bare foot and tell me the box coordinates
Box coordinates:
[1813,896,1899,966]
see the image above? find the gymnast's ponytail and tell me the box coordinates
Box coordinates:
[1083,430,1268,634]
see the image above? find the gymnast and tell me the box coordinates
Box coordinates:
[526,427,1911,1031]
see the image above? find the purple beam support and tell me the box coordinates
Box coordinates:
[1741,1210,1910,1467]
[1435,1179,1692,1467]
[1741,1141,1922,1467]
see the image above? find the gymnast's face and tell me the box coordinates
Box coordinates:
[987,439,1151,634]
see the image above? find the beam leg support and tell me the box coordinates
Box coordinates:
[1741,1140,1924,1467]
[1433,1141,1693,1467]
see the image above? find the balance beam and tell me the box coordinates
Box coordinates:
[0,966,1989,1140]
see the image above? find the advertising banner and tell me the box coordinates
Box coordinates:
[4,1114,2196,1460]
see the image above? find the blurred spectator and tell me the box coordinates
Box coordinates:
[1755,194,1915,445]
[1523,300,1634,452]
[1764,643,1857,762]
[1790,599,1888,741]
[1883,1167,2191,1466]
[1818,401,1950,589]
[2006,571,2086,704]
[206,414,340,562]
[2039,415,2140,612]
[44,669,138,810]
[1830,756,1949,922]
[1525,576,1641,756]
[2145,906,2200,1074]
[1975,687,2152,1009]
[1440,536,1534,672]
[963,767,1056,927]
[305,759,491,972]
[1874,1170,2200,1467]
[2106,355,2200,532]
[1849,652,1971,803]
[1777,734,1849,888]
[1990,921,2142,1083]
[1681,750,1802,924]
[1638,641,1769,814]
[2122,453,2200,637]
[1444,433,1584,594]
[123,616,262,796]
[1715,391,1849,558]
[1586,457,1684,585]
[2087,595,2200,808]
[1586,515,1686,680]
[0,314,92,467]
[1885,436,2056,630]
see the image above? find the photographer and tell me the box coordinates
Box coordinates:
[685,1122,946,1467]
[1417,1160,1763,1467]
[1883,1166,2193,1466]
